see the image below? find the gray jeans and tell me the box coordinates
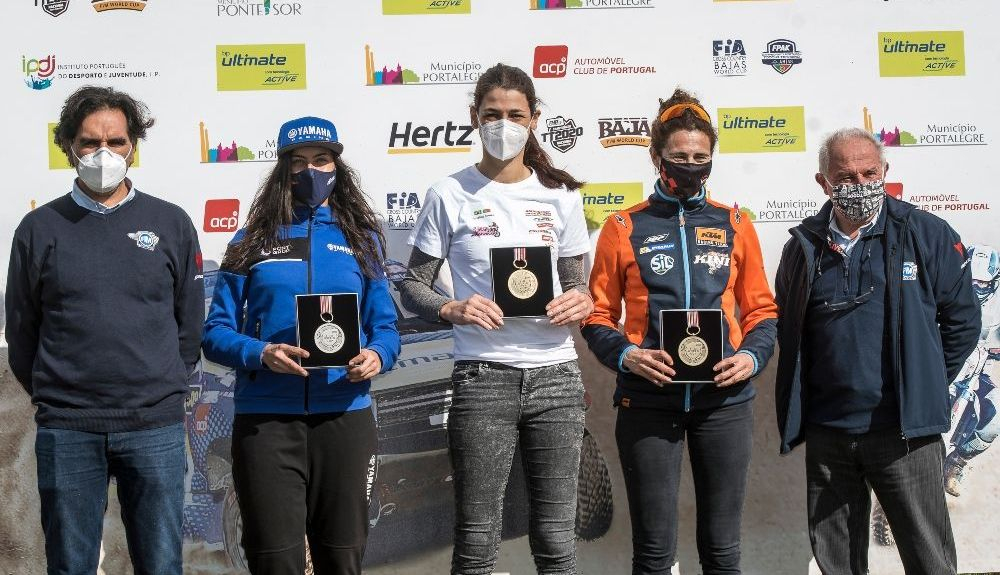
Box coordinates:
[806,425,957,575]
[448,360,586,575]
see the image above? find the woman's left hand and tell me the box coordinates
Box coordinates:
[713,353,755,387]
[347,349,382,382]
[546,289,594,326]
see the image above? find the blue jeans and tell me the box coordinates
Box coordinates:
[34,423,186,575]
[448,360,585,575]
[806,425,957,575]
[616,400,753,575]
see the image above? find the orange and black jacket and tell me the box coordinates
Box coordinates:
[581,183,778,412]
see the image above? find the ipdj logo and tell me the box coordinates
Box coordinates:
[23,55,56,90]
[533,45,568,79]
[204,199,240,232]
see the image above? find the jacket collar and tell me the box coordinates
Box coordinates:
[292,203,335,225]
[651,179,707,211]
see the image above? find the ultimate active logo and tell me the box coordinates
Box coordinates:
[864,107,985,147]
[216,0,303,16]
[365,45,482,86]
[216,44,307,91]
[761,39,802,74]
[23,55,56,90]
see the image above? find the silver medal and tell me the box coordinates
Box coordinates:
[314,322,345,354]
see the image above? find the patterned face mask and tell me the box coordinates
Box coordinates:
[829,179,885,223]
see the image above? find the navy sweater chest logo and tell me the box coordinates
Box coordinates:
[127,230,160,251]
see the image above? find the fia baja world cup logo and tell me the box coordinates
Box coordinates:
[92,0,147,11]
[713,39,747,77]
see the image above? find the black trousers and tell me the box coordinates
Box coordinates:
[616,400,753,575]
[231,409,377,575]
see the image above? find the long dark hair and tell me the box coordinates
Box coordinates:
[223,154,386,278]
[473,63,584,191]
[650,88,717,153]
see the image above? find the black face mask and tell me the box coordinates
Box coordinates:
[291,168,336,209]
[659,158,712,199]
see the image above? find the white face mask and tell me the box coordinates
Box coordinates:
[73,145,131,195]
[479,119,530,161]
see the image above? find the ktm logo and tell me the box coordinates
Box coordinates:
[695,227,726,247]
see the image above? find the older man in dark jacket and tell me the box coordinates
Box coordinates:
[774,128,980,575]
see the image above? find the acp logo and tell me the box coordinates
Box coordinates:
[204,199,240,233]
[533,45,568,78]
[761,39,802,74]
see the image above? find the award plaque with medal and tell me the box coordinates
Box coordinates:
[295,293,362,368]
[489,246,555,318]
[659,309,724,382]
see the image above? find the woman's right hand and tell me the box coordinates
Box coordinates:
[622,348,676,387]
[262,343,310,377]
[439,294,505,330]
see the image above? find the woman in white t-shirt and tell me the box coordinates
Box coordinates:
[399,63,593,575]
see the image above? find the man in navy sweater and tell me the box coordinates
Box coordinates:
[4,86,203,575]
[774,128,980,575]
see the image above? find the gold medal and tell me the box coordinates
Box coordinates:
[677,310,708,367]
[508,247,539,300]
[314,295,345,353]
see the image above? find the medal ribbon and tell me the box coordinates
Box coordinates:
[686,310,700,335]
[514,247,527,269]
[320,295,333,323]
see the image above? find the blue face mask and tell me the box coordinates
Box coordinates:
[291,168,336,208]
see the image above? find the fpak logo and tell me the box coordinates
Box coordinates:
[761,39,802,74]
[23,55,56,90]
[579,182,643,231]
[531,0,655,9]
[717,106,805,153]
[864,107,986,147]
[48,122,142,169]
[533,45,568,78]
[541,115,582,152]
[204,199,241,233]
[383,0,470,14]
[36,0,70,16]
[217,0,304,16]
[713,39,747,77]
[216,44,306,91]
[92,0,146,11]
[365,45,482,85]
[199,121,277,163]
[385,191,424,229]
[598,117,650,148]
[387,120,475,154]
[878,31,964,77]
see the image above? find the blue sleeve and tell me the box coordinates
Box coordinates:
[934,226,981,381]
[361,266,401,374]
[202,242,267,371]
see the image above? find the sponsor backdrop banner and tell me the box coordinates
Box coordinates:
[2,1,998,573]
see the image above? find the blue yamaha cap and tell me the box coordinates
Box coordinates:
[276,116,344,156]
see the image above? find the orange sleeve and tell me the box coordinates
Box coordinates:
[583,214,625,331]
[732,213,778,335]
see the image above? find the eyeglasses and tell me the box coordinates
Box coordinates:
[817,239,876,312]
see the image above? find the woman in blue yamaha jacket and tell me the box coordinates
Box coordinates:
[203,116,400,575]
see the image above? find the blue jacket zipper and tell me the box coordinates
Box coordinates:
[303,209,315,415]
[678,203,692,412]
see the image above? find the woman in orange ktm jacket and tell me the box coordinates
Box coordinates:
[581,88,777,575]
